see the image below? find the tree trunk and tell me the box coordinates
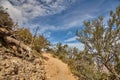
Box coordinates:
[3,36,31,54]
[0,27,12,35]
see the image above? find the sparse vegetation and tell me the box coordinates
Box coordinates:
[31,34,50,52]
[1,3,120,80]
[15,28,33,45]
[0,6,13,29]
[0,6,46,80]
[50,5,120,80]
[76,5,120,79]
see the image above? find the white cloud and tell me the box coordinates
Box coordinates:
[44,0,52,4]
[0,0,25,24]
[0,0,75,24]
[64,36,84,51]
[64,14,93,28]
[24,23,65,33]
[66,42,84,51]
[64,36,78,42]
[44,32,51,38]
[22,13,94,33]
[67,31,72,36]
[0,0,94,32]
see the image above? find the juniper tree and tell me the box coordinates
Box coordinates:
[77,5,120,79]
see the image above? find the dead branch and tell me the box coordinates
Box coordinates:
[0,27,13,35]
[3,36,31,54]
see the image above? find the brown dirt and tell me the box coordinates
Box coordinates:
[42,53,77,80]
[0,46,46,80]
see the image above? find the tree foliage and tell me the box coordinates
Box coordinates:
[0,6,13,29]
[15,28,50,52]
[0,6,50,53]
[52,43,68,60]
[76,5,120,79]
[32,35,50,52]
[15,28,32,44]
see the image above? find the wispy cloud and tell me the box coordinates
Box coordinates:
[44,32,51,38]
[65,42,84,51]
[0,0,75,24]
[66,31,73,36]
[0,0,24,24]
[27,14,93,33]
[0,0,119,48]
[1,0,117,33]
[64,36,78,43]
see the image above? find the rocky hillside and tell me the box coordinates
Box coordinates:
[0,6,46,80]
[0,45,46,80]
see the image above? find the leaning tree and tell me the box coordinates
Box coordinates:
[0,6,31,55]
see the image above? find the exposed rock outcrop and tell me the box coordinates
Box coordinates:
[0,46,46,80]
[0,7,46,80]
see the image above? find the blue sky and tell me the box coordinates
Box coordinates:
[0,0,120,50]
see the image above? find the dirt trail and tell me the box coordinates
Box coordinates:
[42,53,77,80]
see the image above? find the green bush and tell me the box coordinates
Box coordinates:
[31,35,50,53]
[15,28,32,45]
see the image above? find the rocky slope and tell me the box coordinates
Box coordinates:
[0,45,46,80]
